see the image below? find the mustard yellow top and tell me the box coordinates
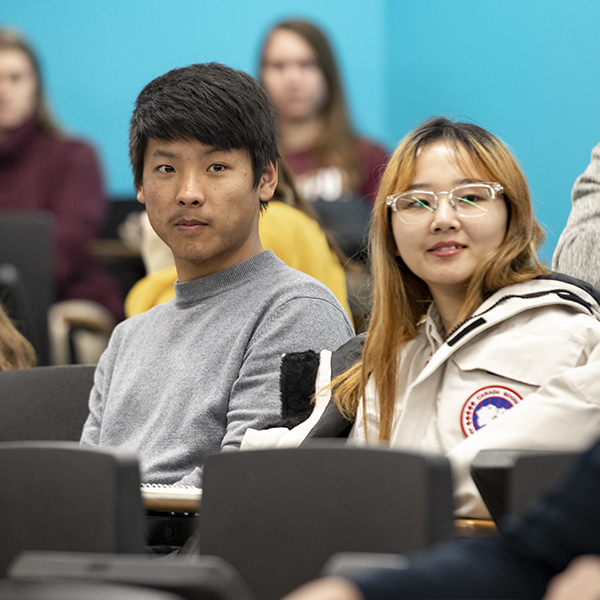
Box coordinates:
[125,202,351,319]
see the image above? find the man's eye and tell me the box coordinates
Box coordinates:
[157,165,174,173]
[208,164,226,172]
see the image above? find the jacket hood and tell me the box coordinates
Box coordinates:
[446,272,600,348]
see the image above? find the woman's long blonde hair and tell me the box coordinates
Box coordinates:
[333,117,548,440]
[0,303,36,371]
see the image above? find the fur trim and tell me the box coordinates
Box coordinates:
[280,350,320,428]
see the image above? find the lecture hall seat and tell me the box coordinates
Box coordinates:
[0,364,95,442]
[198,444,455,600]
[0,441,146,577]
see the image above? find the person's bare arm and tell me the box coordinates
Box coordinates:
[281,577,364,600]
[544,556,600,600]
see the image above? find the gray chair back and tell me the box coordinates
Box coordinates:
[471,448,581,524]
[0,580,185,600]
[9,552,256,600]
[0,365,95,442]
[0,441,146,576]
[199,444,455,600]
[0,212,54,365]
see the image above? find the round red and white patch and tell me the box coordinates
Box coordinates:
[461,385,523,437]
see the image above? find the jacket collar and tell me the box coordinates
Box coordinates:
[412,273,600,386]
[446,273,600,348]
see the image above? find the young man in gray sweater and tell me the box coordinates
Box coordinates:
[80,62,354,487]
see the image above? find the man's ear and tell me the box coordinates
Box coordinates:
[137,186,146,205]
[258,160,278,202]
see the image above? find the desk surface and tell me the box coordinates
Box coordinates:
[140,484,202,513]
[139,484,497,538]
[455,518,498,537]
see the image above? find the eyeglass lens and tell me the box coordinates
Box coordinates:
[395,184,494,223]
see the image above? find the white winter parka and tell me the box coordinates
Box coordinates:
[241,274,600,518]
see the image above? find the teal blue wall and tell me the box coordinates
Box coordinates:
[4,0,600,261]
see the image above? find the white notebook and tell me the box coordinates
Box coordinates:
[140,483,202,512]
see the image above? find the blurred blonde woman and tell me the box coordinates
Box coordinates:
[0,303,36,370]
[259,18,388,205]
[259,18,388,265]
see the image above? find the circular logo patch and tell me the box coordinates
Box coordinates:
[461,386,522,437]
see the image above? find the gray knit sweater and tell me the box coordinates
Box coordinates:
[81,251,354,486]
[553,142,600,290]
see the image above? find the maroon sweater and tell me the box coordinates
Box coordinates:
[0,116,123,320]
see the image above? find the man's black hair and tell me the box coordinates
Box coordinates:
[129,62,279,190]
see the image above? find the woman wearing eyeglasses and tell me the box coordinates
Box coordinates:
[242,116,600,519]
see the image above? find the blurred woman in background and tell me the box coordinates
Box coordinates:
[0,28,123,364]
[259,18,388,262]
[259,18,388,206]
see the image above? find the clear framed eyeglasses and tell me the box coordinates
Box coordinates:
[386,182,504,224]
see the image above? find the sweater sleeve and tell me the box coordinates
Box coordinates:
[349,437,600,600]
[553,142,600,290]
[222,296,354,449]
[79,322,121,445]
[176,295,354,487]
[79,366,103,445]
